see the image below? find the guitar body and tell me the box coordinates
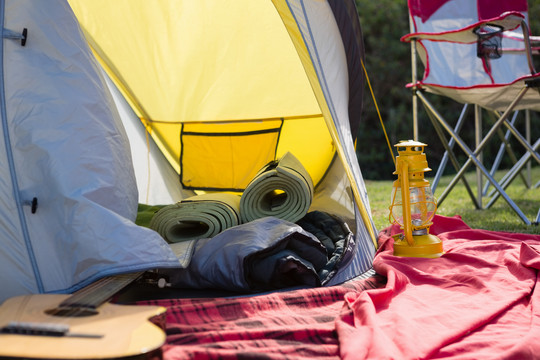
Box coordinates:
[0,294,166,360]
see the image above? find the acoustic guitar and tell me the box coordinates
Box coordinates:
[0,273,166,360]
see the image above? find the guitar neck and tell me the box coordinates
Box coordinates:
[60,272,143,310]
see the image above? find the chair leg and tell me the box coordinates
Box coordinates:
[484,108,540,201]
[475,105,483,208]
[482,112,529,195]
[417,90,532,225]
[486,125,530,198]
[499,111,540,164]
[432,104,469,192]
[420,98,479,208]
[496,126,530,183]
[485,138,540,209]
[525,109,532,188]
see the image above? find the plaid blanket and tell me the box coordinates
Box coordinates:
[141,274,385,360]
[141,215,540,360]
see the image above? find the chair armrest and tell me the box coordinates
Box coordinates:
[518,20,537,74]
[401,11,524,44]
[505,31,540,44]
[504,31,540,55]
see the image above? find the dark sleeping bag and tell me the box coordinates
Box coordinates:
[159,211,353,292]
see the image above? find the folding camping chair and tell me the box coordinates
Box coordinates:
[401,0,540,225]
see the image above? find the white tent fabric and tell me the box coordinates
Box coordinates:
[0,0,180,303]
[105,75,187,205]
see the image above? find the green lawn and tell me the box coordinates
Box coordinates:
[365,165,539,235]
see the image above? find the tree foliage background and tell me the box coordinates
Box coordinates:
[355,0,540,180]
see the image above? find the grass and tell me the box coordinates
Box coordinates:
[365,165,540,235]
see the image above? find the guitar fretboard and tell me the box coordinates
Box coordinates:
[59,272,142,310]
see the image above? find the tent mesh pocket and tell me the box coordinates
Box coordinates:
[474,24,503,59]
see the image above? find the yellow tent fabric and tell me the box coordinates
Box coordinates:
[68,0,335,191]
[67,0,379,283]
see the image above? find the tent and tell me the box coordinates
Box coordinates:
[0,0,377,302]
[68,0,379,286]
[0,0,179,303]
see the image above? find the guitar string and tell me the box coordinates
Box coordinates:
[63,273,141,307]
[57,272,142,316]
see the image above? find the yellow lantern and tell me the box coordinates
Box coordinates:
[389,140,443,258]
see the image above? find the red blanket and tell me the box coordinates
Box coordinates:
[144,215,540,359]
[338,215,540,359]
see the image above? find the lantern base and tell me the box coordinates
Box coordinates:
[393,233,443,258]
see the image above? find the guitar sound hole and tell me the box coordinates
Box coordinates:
[45,307,98,317]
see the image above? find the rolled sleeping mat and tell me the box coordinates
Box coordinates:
[149,192,241,243]
[240,152,313,224]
